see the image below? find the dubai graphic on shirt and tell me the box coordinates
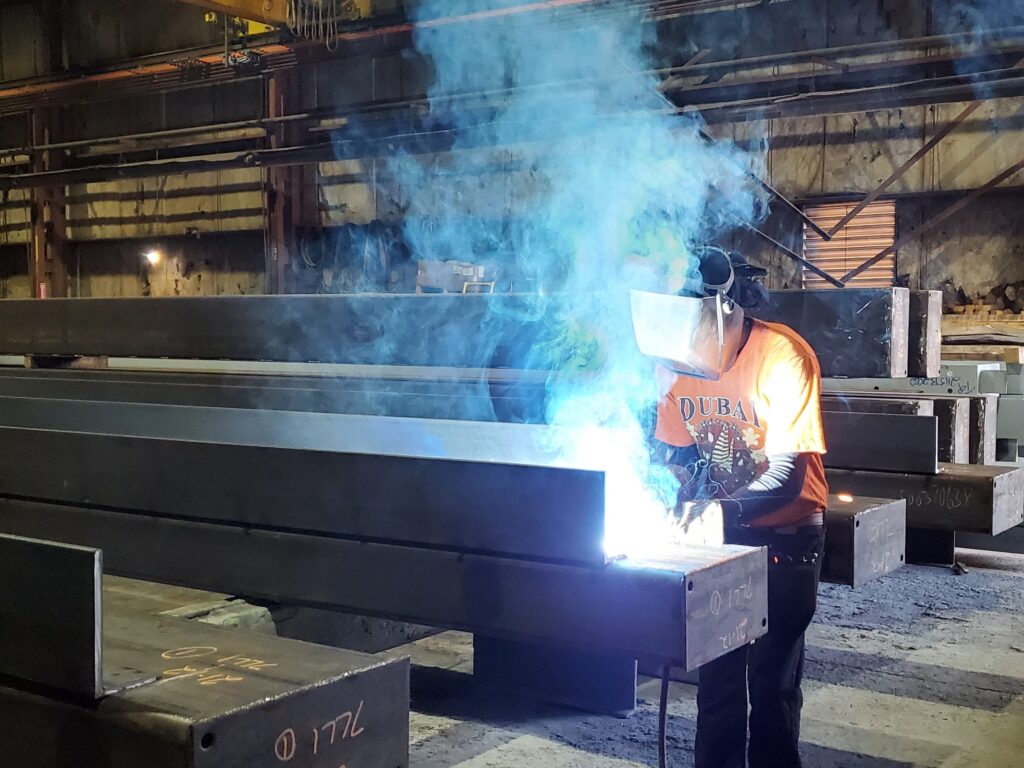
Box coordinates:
[655,319,830,528]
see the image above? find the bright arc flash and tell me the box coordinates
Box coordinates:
[560,426,679,560]
[144,250,162,266]
[836,492,854,503]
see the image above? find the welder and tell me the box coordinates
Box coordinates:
[631,248,828,768]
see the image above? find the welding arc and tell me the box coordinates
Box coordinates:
[659,665,671,768]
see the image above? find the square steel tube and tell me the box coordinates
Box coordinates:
[755,288,910,378]
[0,399,608,565]
[0,294,558,368]
[0,498,768,670]
[0,607,409,768]
[0,367,546,423]
[822,495,907,587]
[0,534,102,698]
[826,463,1024,535]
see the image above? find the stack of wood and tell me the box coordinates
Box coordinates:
[943,299,1024,364]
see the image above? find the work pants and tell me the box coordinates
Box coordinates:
[694,525,825,768]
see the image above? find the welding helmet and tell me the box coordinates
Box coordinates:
[630,248,748,380]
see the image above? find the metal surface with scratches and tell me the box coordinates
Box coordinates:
[823,495,907,588]
[0,606,410,768]
[826,463,1024,535]
[0,396,606,566]
[0,534,103,699]
[0,294,560,368]
[0,497,768,669]
[755,288,911,378]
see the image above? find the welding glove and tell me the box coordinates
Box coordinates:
[676,499,725,548]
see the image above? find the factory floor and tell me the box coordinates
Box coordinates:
[395,550,1024,768]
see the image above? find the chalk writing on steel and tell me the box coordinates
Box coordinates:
[708,576,756,617]
[276,701,366,763]
[904,486,973,510]
[275,729,297,762]
[160,647,278,686]
[908,375,973,395]
[719,618,749,651]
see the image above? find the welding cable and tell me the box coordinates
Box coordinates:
[658,665,671,768]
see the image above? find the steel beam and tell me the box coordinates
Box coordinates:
[971,394,1000,465]
[0,534,102,698]
[821,395,934,416]
[821,387,997,465]
[934,397,970,464]
[909,290,942,379]
[820,412,938,474]
[175,0,291,25]
[737,221,844,287]
[0,399,607,565]
[473,637,637,718]
[0,498,768,669]
[0,294,560,368]
[755,288,910,378]
[822,495,906,588]
[0,367,548,423]
[825,463,1024,536]
[958,523,1024,555]
[826,106,981,238]
[0,600,409,768]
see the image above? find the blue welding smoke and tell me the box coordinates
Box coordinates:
[388,0,764,556]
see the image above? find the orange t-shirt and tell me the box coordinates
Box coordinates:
[655,319,829,528]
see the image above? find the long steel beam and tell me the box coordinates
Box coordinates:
[0,498,768,670]
[1,589,410,768]
[825,463,1024,536]
[0,367,546,419]
[820,412,938,474]
[0,294,560,368]
[0,534,102,699]
[175,0,290,24]
[0,398,608,565]
[754,288,910,378]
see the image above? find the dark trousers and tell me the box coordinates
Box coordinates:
[695,525,825,768]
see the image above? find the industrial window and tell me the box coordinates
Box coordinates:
[802,200,896,288]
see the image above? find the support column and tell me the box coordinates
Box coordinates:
[265,70,319,294]
[29,107,67,299]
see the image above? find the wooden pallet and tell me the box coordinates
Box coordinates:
[942,345,1024,364]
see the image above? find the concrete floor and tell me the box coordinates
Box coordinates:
[114,548,1024,768]
[388,550,1024,768]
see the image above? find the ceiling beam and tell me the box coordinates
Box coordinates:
[174,0,290,25]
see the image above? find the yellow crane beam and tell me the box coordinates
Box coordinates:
[176,0,291,25]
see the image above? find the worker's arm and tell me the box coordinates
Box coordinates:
[719,452,811,525]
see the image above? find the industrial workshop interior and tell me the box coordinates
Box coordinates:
[6,1,1024,767]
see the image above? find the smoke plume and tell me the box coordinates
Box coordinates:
[388,0,764,557]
